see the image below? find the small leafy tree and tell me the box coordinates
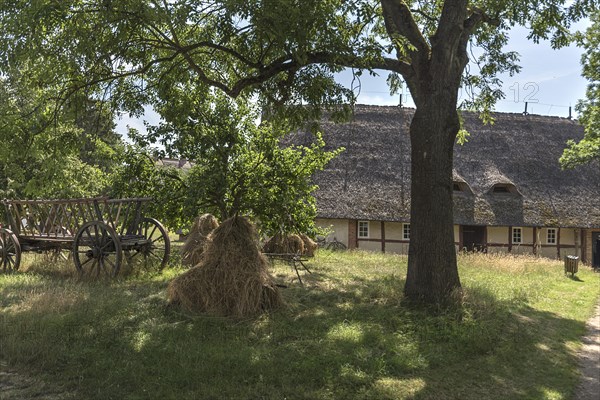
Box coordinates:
[129,92,341,236]
[561,12,600,168]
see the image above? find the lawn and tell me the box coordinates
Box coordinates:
[1,250,598,400]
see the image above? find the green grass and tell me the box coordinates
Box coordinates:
[1,250,598,399]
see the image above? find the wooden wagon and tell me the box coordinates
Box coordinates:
[0,197,170,277]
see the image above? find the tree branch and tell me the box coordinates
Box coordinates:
[410,8,437,23]
[380,0,431,61]
[464,7,500,34]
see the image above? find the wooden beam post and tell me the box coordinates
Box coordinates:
[580,228,587,263]
[483,226,488,253]
[532,227,537,255]
[556,227,561,259]
[381,221,386,253]
[508,226,513,253]
[348,219,358,250]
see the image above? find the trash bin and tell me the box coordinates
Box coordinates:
[564,255,579,276]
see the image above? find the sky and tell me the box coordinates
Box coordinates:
[115,25,590,136]
[336,25,589,118]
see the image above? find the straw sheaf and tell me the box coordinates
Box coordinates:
[299,234,318,257]
[168,216,283,317]
[263,233,305,255]
[284,105,600,228]
[181,214,219,266]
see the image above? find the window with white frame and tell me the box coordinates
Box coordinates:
[512,227,522,244]
[358,221,369,238]
[547,228,557,244]
[402,223,411,240]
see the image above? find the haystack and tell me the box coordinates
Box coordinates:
[181,214,219,266]
[298,234,318,257]
[167,216,283,316]
[262,233,305,255]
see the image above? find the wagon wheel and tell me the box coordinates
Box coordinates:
[73,221,122,278]
[0,228,21,273]
[126,217,170,272]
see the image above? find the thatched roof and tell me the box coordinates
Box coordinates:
[287,105,600,228]
[156,158,193,170]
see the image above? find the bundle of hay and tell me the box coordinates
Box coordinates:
[262,232,305,255]
[181,214,219,266]
[299,234,318,257]
[167,216,283,316]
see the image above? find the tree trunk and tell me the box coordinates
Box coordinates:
[404,102,461,303]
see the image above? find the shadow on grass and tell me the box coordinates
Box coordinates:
[567,274,585,282]
[0,267,593,400]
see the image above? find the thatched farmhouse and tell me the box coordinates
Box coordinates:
[288,105,600,267]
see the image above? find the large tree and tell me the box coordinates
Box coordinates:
[561,11,600,168]
[0,0,594,302]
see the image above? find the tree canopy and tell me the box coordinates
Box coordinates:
[0,71,123,199]
[561,11,600,168]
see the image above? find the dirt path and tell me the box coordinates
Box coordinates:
[573,302,600,400]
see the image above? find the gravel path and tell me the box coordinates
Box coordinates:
[573,302,600,400]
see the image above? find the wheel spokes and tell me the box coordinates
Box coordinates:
[74,221,122,279]
[0,230,21,273]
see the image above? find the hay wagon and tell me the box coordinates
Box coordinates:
[0,197,170,277]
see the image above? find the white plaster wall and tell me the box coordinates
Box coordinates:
[488,246,509,254]
[512,244,533,255]
[540,247,557,259]
[316,218,349,247]
[358,240,382,252]
[487,227,508,244]
[520,227,534,245]
[559,228,576,245]
[385,222,406,241]
[559,248,578,258]
[362,221,381,240]
[385,242,410,255]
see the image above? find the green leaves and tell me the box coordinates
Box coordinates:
[109,145,187,230]
[0,72,123,199]
[561,11,600,168]
[120,90,341,235]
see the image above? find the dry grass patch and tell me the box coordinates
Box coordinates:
[460,251,563,273]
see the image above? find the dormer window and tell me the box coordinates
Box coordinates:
[490,184,519,194]
[452,170,472,194]
[452,181,472,194]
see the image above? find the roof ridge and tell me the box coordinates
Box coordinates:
[351,104,578,122]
